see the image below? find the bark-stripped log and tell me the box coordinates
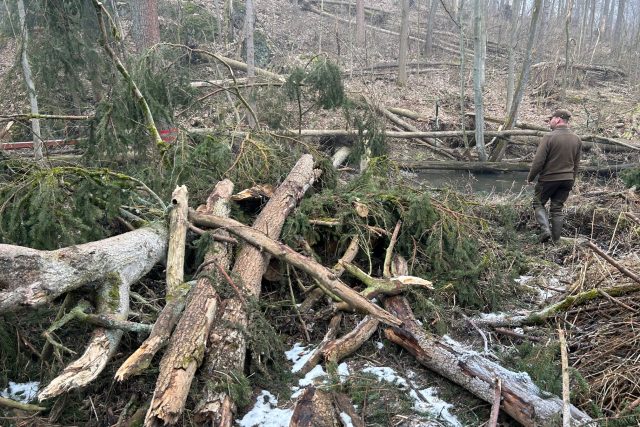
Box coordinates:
[194,155,317,425]
[116,186,189,381]
[188,211,402,327]
[145,181,234,426]
[0,225,167,312]
[382,296,592,426]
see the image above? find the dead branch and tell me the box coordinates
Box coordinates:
[0,396,46,412]
[580,240,640,284]
[189,211,402,327]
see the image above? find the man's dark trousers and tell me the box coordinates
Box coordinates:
[532,180,574,215]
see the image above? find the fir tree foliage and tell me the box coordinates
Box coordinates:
[0,164,162,250]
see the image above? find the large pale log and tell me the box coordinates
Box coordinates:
[145,181,234,426]
[189,211,401,327]
[383,296,592,426]
[116,186,189,381]
[194,155,318,425]
[0,225,167,312]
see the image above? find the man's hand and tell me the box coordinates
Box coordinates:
[526,180,535,186]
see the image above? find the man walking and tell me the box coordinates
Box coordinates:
[527,109,582,242]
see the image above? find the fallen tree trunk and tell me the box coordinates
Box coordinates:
[0,224,167,312]
[116,186,189,381]
[383,296,593,426]
[144,181,234,426]
[193,155,318,425]
[531,61,626,77]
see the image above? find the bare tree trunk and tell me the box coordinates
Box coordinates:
[0,226,167,312]
[506,0,522,113]
[489,0,543,161]
[561,0,574,102]
[605,0,616,41]
[473,0,488,161]
[398,0,410,86]
[613,0,626,47]
[425,0,439,56]
[16,0,43,163]
[193,156,319,425]
[383,296,593,426]
[458,1,469,153]
[130,0,161,53]
[356,0,365,46]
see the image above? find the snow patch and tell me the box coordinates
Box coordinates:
[410,388,462,427]
[237,390,293,427]
[285,342,315,373]
[1,381,40,403]
[339,412,354,427]
[337,362,350,382]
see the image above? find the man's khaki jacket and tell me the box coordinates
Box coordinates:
[527,125,582,182]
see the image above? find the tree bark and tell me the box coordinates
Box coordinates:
[398,0,410,86]
[145,181,234,426]
[115,187,189,381]
[356,0,365,46]
[0,225,167,313]
[473,0,488,161]
[425,0,439,56]
[130,0,161,53]
[245,0,257,129]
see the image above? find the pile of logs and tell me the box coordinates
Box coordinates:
[0,153,598,426]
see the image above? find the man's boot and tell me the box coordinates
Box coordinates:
[534,207,551,242]
[551,213,565,242]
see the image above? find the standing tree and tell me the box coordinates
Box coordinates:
[398,0,410,86]
[473,0,488,161]
[613,0,626,47]
[562,0,574,102]
[356,0,365,46]
[506,0,522,113]
[16,0,43,163]
[131,0,161,53]
[245,0,257,128]
[425,0,439,56]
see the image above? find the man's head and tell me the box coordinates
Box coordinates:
[548,109,571,129]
